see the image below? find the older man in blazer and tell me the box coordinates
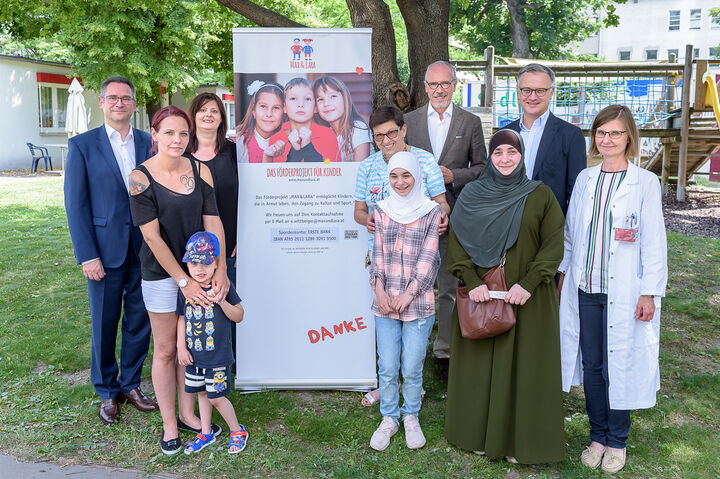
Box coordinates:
[404,60,487,381]
[506,63,586,216]
[65,76,157,424]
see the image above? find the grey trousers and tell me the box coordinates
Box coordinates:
[433,233,456,359]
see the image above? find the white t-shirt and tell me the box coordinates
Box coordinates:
[338,120,371,161]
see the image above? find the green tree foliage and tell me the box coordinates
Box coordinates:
[0,0,248,106]
[450,0,624,60]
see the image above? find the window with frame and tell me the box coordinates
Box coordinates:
[667,49,679,60]
[646,49,658,61]
[710,47,720,60]
[694,48,700,59]
[712,13,720,29]
[668,10,680,31]
[689,9,701,30]
[38,84,69,132]
[619,50,631,61]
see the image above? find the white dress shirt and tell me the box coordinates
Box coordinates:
[519,108,550,179]
[104,123,136,191]
[427,102,453,162]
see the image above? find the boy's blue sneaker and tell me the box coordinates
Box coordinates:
[184,431,216,455]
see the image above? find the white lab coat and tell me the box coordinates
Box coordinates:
[558,162,668,410]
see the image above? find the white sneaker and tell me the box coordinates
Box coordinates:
[403,415,426,449]
[370,416,398,451]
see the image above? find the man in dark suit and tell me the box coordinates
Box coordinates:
[65,76,158,424]
[506,63,586,216]
[404,61,487,381]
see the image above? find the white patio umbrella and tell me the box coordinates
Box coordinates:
[65,78,88,138]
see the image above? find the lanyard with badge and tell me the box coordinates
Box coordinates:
[615,213,638,242]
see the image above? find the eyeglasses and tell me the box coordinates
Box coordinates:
[425,81,455,90]
[595,129,627,139]
[373,128,401,143]
[103,95,135,104]
[518,87,552,98]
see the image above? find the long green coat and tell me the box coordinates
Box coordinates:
[444,185,566,464]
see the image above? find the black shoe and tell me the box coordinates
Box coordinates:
[177,416,223,437]
[160,430,182,455]
[435,357,449,383]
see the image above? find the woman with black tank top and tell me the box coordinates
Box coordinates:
[129,106,230,455]
[184,93,238,285]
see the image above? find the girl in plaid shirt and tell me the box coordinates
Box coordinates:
[368,151,441,451]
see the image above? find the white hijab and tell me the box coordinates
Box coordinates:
[376,151,437,225]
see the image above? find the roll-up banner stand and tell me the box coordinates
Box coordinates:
[232,28,376,391]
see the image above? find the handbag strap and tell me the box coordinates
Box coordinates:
[500,251,506,269]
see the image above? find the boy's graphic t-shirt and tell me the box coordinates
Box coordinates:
[176,286,241,369]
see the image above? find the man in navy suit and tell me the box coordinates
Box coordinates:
[506,63,586,215]
[65,76,158,424]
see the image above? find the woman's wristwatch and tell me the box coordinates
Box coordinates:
[177,277,189,288]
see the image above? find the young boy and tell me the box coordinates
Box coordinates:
[176,231,248,455]
[267,77,340,163]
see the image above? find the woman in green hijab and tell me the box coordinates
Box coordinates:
[444,129,566,464]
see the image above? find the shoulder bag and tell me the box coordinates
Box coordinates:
[456,253,516,339]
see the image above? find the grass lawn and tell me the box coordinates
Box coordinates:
[0,176,718,478]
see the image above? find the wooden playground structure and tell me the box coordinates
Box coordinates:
[453,44,720,201]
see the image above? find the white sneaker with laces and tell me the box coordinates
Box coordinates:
[403,415,426,449]
[370,416,399,451]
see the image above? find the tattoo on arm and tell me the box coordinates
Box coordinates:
[180,174,195,192]
[129,176,147,195]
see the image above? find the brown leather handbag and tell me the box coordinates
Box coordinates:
[456,254,516,339]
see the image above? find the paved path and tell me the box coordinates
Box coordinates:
[0,454,176,479]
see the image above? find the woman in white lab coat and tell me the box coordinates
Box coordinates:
[558,105,667,474]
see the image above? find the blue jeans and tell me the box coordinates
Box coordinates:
[375,315,434,420]
[578,289,632,448]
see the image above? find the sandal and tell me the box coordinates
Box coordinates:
[361,389,380,406]
[228,426,248,454]
[184,432,216,455]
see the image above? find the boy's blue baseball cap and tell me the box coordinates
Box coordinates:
[182,231,220,265]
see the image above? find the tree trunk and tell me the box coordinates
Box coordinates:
[145,99,161,127]
[215,0,451,110]
[345,0,403,108]
[506,0,531,58]
[396,0,449,110]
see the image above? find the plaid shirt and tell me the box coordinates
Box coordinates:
[369,205,441,321]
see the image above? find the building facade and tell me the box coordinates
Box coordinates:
[576,0,720,62]
[0,54,234,171]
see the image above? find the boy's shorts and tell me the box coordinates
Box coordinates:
[185,365,232,399]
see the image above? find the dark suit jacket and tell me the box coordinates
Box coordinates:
[507,112,586,216]
[64,125,152,268]
[404,104,487,209]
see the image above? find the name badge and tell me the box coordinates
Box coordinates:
[614,228,638,242]
[615,212,639,242]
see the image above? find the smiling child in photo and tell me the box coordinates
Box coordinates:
[265,78,340,163]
